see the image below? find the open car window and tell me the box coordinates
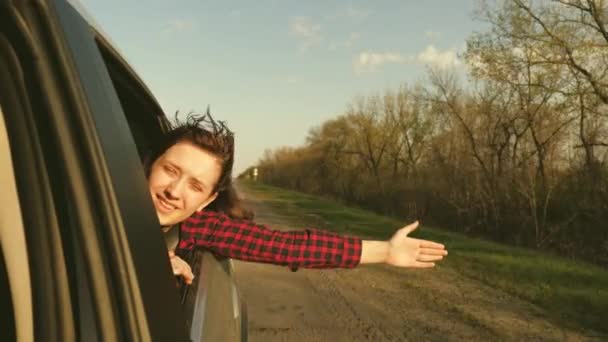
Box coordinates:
[94,35,170,160]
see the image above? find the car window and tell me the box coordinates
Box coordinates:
[94,36,168,160]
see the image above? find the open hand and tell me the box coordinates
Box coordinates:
[386,221,447,268]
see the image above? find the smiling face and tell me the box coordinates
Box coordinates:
[148,141,222,226]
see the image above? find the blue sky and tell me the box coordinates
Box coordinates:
[81,0,485,174]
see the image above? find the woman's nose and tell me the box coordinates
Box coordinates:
[165,179,184,200]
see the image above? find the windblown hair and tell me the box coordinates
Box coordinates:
[145,110,253,220]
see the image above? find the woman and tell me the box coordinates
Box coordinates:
[145,113,448,284]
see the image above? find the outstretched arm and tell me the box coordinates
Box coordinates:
[177,211,446,270]
[169,219,447,284]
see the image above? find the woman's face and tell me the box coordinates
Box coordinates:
[148,141,222,226]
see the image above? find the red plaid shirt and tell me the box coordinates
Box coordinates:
[177,210,362,271]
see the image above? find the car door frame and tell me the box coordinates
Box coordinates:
[1,0,189,340]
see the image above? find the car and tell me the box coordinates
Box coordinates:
[0,0,246,340]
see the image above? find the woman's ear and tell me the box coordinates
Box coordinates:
[197,192,219,211]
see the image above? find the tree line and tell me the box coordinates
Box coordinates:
[242,0,608,265]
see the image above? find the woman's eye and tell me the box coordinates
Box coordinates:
[190,184,203,192]
[164,165,177,175]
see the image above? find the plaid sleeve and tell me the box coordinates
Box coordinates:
[177,210,362,270]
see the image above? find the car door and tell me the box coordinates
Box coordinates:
[1,1,248,341]
[0,0,188,340]
[179,249,248,342]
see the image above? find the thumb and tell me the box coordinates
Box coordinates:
[401,220,419,236]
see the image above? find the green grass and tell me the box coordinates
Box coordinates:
[239,180,608,336]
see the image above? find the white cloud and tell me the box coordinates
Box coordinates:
[354,51,412,73]
[416,45,460,68]
[354,45,461,73]
[290,16,323,51]
[425,30,441,40]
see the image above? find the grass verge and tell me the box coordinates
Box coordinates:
[239,180,608,336]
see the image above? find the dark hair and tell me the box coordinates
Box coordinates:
[145,110,253,220]
[206,185,254,220]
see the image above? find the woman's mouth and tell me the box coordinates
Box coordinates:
[156,194,176,213]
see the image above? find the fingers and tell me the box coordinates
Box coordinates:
[412,261,435,268]
[174,263,194,284]
[420,248,448,256]
[181,268,194,284]
[416,246,448,262]
[419,240,446,250]
[416,254,445,262]
[169,254,194,285]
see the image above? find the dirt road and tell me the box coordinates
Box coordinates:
[233,187,600,342]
